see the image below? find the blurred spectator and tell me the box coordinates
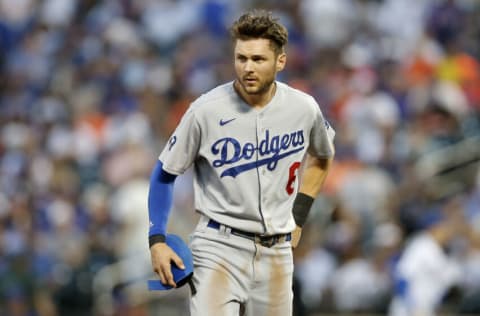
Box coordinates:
[388,196,468,316]
[299,0,356,49]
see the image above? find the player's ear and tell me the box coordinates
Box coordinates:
[276,52,286,72]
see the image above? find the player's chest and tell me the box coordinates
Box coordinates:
[203,109,308,142]
[199,110,308,162]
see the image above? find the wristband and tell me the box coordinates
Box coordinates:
[149,234,166,248]
[292,193,314,227]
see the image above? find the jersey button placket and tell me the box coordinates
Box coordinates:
[258,112,272,234]
[256,114,267,234]
[260,119,267,177]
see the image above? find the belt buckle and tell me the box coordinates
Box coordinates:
[257,235,276,248]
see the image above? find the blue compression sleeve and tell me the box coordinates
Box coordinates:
[148,161,177,238]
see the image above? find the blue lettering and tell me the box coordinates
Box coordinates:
[242,143,255,160]
[211,138,242,167]
[258,130,270,155]
[211,129,306,178]
[281,134,290,150]
[267,135,281,170]
[270,135,280,153]
[291,131,299,147]
[298,131,305,144]
[221,147,304,177]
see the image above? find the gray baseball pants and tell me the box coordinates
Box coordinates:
[189,215,293,316]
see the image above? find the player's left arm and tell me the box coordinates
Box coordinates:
[298,154,333,198]
[291,154,333,248]
[291,98,335,248]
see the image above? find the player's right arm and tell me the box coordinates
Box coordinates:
[148,106,201,287]
[148,161,185,287]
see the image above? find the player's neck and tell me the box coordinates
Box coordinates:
[234,81,276,109]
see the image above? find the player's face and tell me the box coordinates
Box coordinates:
[234,38,286,96]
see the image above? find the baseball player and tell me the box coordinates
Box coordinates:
[388,197,467,316]
[148,10,335,316]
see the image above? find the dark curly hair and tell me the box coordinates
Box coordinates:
[230,10,288,55]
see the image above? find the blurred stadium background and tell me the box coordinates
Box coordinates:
[1,0,480,315]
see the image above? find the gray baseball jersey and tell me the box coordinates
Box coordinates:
[159,81,335,235]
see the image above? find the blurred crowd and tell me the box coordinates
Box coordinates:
[1,0,480,315]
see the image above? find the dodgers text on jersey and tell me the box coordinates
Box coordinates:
[211,129,305,178]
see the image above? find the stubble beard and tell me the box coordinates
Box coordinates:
[239,76,275,96]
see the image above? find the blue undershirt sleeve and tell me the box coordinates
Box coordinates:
[148,160,177,237]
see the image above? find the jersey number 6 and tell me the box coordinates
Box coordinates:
[286,162,301,195]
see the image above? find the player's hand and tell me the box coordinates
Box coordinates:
[150,242,185,288]
[291,225,302,249]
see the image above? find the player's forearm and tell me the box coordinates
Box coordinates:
[298,155,333,198]
[148,160,177,246]
[292,155,333,228]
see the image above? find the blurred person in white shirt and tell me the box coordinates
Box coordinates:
[389,196,467,316]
